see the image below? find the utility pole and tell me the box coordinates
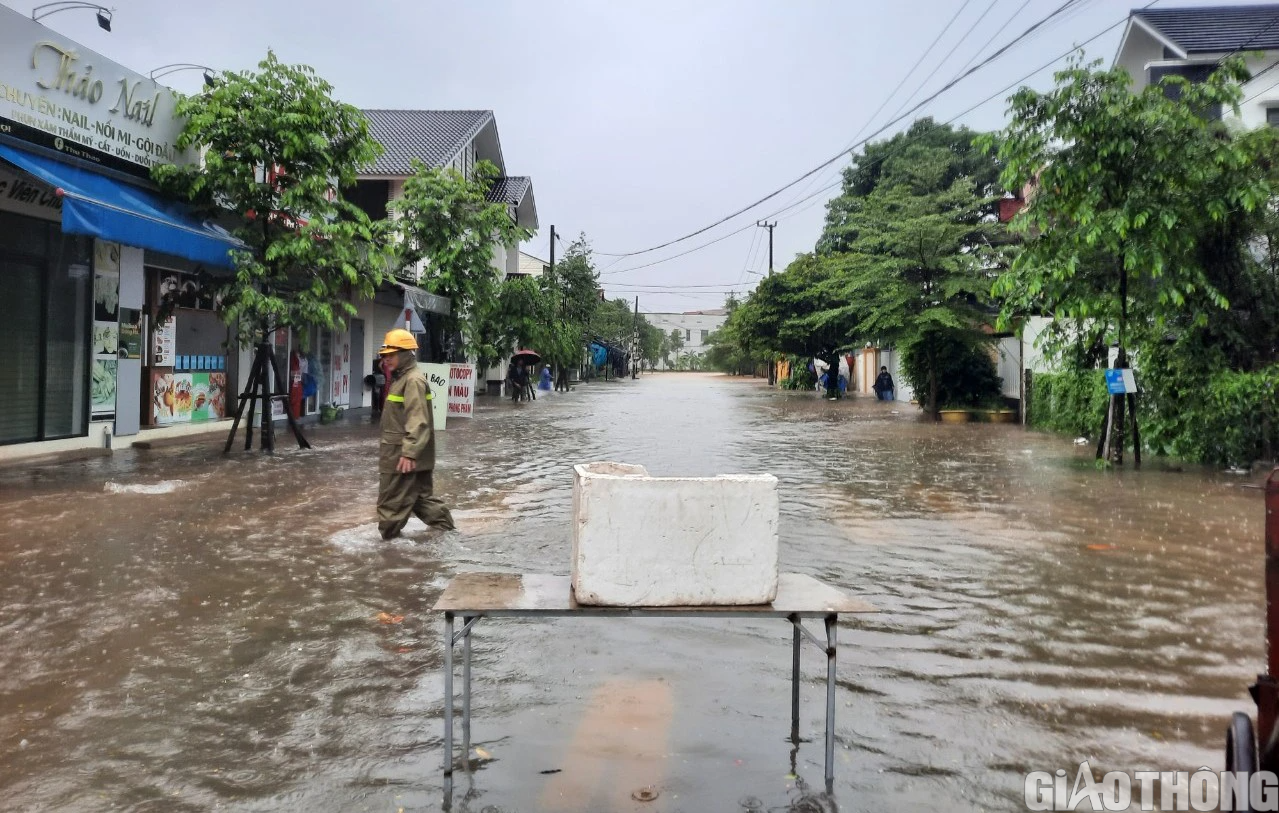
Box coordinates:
[632,296,640,379]
[757,220,776,275]
[758,220,777,384]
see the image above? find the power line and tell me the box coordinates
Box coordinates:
[602,5,1147,280]
[605,281,756,289]
[591,0,1090,260]
[738,226,763,285]
[885,0,1005,125]
[771,0,980,222]
[953,0,1036,78]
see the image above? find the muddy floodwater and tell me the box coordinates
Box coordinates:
[0,373,1268,812]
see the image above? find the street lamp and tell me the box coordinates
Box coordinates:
[31,2,113,31]
[149,64,219,89]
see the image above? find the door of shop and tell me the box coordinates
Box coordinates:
[0,257,42,443]
[349,320,365,411]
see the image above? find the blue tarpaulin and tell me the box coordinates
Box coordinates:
[0,144,240,268]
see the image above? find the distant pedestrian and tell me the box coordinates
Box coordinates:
[507,360,522,402]
[874,366,895,401]
[538,365,552,391]
[368,355,387,418]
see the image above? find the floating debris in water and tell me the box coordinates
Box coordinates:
[376,613,404,624]
[104,480,186,494]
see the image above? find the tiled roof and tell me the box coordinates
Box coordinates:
[485,176,532,206]
[1135,5,1279,54]
[361,109,493,176]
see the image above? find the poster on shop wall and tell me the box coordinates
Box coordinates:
[447,364,475,419]
[90,245,121,419]
[332,339,350,405]
[153,318,176,367]
[151,371,193,425]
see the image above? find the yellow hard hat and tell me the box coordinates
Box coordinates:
[379,328,418,355]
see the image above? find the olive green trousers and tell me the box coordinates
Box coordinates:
[377,469,456,538]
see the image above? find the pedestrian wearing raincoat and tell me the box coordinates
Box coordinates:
[376,329,455,539]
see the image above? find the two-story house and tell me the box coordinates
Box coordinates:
[344,109,538,397]
[1114,4,1279,125]
[1010,6,1279,405]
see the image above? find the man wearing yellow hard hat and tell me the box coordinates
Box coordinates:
[375,328,455,538]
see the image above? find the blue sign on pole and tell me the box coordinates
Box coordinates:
[1104,368,1136,395]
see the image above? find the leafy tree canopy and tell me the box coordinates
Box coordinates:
[985,56,1272,351]
[390,160,531,361]
[153,51,387,345]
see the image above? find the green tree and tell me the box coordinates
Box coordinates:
[820,117,1001,255]
[987,55,1272,461]
[638,319,664,370]
[153,51,387,345]
[741,253,860,396]
[475,274,551,373]
[668,327,685,360]
[813,120,1005,414]
[590,298,637,349]
[842,176,1003,414]
[390,160,531,362]
[706,294,767,375]
[543,235,600,383]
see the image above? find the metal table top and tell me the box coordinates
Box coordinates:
[432,572,876,618]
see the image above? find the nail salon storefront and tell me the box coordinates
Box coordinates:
[0,6,238,458]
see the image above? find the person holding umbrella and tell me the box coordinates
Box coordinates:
[510,349,541,402]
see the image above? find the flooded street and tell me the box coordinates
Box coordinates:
[0,372,1267,813]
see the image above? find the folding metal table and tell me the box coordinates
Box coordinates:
[432,571,876,806]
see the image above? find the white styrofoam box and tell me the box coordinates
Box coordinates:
[571,462,779,607]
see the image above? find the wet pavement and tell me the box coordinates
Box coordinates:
[0,372,1268,812]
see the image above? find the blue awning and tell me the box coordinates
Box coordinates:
[0,144,240,269]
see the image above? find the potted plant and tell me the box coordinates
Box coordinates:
[938,405,972,423]
[974,397,1017,423]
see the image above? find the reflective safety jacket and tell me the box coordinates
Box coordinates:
[379,364,435,473]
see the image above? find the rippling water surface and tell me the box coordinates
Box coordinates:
[0,373,1266,812]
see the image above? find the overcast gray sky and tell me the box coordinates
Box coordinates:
[10,0,1267,312]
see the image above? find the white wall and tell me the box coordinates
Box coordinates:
[996,336,1022,400]
[1236,52,1279,129]
[1121,38,1279,129]
[518,252,548,277]
[880,347,913,404]
[646,312,728,368]
[1116,24,1166,87]
[1021,316,1059,374]
[353,299,410,408]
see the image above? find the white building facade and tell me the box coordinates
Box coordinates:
[646,309,728,370]
[1114,6,1279,128]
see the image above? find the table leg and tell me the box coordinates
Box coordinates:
[824,614,837,793]
[791,616,801,743]
[444,612,454,805]
[463,614,472,764]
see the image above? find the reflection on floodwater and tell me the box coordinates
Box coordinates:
[0,373,1266,811]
